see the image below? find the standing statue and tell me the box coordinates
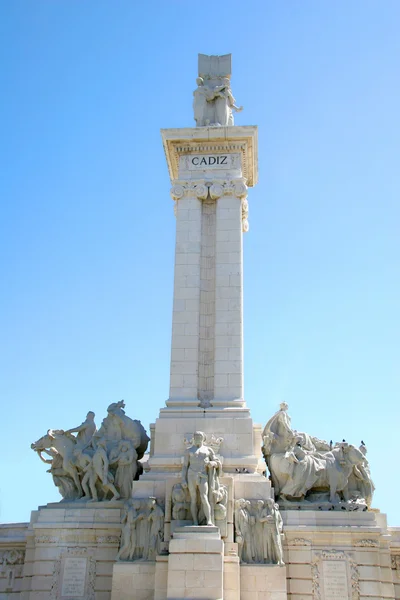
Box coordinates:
[181,431,222,526]
[117,499,144,561]
[234,499,254,564]
[259,499,284,566]
[83,439,120,502]
[148,498,165,560]
[109,440,137,499]
[253,500,265,563]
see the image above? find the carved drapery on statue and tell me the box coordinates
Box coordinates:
[234,498,284,565]
[193,54,243,127]
[262,403,375,510]
[31,401,150,502]
[117,497,165,562]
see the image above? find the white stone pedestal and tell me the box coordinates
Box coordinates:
[167,526,224,599]
[240,564,287,600]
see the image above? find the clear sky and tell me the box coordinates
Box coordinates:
[1,1,399,526]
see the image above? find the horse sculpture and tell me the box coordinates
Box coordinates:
[31,429,82,497]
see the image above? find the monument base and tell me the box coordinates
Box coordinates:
[167,526,224,600]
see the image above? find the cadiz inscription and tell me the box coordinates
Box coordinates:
[180,153,240,172]
[322,560,349,600]
[61,557,87,598]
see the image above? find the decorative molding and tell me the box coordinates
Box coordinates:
[171,177,248,223]
[161,127,258,188]
[241,198,249,232]
[392,555,400,575]
[354,539,379,548]
[96,535,120,545]
[0,549,25,565]
[311,549,360,600]
[35,535,58,544]
[288,538,312,546]
[50,547,96,600]
[184,433,224,455]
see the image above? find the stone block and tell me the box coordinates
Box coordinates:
[288,578,312,595]
[355,550,381,566]
[185,570,204,588]
[167,586,185,599]
[94,575,112,591]
[287,563,312,579]
[359,580,382,596]
[184,586,221,599]
[167,570,186,588]
[193,554,223,571]
[168,553,194,571]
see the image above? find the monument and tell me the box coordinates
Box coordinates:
[1,53,399,600]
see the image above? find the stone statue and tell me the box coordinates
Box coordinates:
[262,404,373,509]
[181,431,222,526]
[234,499,254,564]
[109,440,137,499]
[259,499,284,566]
[193,53,243,127]
[32,401,150,502]
[116,497,165,562]
[252,500,265,563]
[148,498,165,560]
[117,499,144,561]
[83,439,120,502]
[171,483,190,520]
[65,411,96,448]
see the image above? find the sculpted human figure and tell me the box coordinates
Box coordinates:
[65,411,96,448]
[109,440,137,499]
[234,499,254,563]
[181,431,221,526]
[260,499,284,566]
[253,500,265,563]
[147,498,164,560]
[193,75,243,127]
[171,484,190,520]
[214,77,243,126]
[83,439,120,502]
[117,499,143,561]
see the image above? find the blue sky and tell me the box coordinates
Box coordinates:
[1,1,399,525]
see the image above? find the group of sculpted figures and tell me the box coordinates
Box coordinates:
[172,431,284,566]
[117,497,164,562]
[235,498,284,566]
[193,76,243,127]
[262,403,374,508]
[31,401,149,502]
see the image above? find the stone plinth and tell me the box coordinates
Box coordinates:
[167,526,224,599]
[110,562,156,600]
[240,564,287,600]
[22,502,121,600]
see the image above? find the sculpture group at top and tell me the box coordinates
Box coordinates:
[193,53,243,127]
[31,401,149,502]
[262,403,374,509]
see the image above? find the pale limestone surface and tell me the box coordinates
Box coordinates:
[2,53,400,600]
[193,54,243,127]
[263,403,374,510]
[31,401,149,503]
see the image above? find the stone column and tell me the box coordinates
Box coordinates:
[213,179,248,405]
[169,184,206,403]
